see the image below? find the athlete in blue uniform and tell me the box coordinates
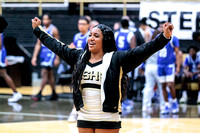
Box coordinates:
[31,14,60,101]
[114,19,134,51]
[180,46,200,104]
[157,22,180,114]
[0,33,23,102]
[70,16,90,50]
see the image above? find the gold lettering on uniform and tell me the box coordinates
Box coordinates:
[82,71,90,80]
[82,71,102,81]
[90,71,96,80]
[95,72,99,81]
[99,73,102,81]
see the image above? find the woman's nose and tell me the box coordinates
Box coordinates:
[91,35,95,40]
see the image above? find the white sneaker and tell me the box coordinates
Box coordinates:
[171,102,179,114]
[8,92,23,102]
[8,102,23,112]
[179,96,187,104]
[68,108,78,123]
[160,104,170,115]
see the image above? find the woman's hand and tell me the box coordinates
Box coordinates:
[163,22,174,39]
[32,17,41,30]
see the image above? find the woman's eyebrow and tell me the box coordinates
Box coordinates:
[93,32,100,35]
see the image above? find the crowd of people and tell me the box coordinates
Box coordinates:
[1,14,200,121]
[114,17,200,115]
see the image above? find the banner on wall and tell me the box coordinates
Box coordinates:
[139,1,200,40]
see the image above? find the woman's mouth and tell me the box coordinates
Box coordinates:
[89,42,95,47]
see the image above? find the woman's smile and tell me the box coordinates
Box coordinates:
[88,41,95,47]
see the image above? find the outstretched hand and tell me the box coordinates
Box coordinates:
[32,17,41,29]
[163,22,174,39]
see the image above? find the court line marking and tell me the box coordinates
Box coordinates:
[0,95,72,102]
[125,121,166,133]
[0,112,69,119]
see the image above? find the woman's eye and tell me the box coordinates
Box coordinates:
[89,34,92,37]
[95,35,99,38]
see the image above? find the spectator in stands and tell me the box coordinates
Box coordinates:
[180,46,200,104]
[89,20,99,31]
[70,16,90,49]
[0,17,22,102]
[113,22,121,32]
[31,14,60,101]
[114,19,134,110]
[193,32,200,43]
[157,21,180,114]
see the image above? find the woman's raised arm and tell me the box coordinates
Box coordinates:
[120,22,173,74]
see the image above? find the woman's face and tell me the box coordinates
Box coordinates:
[88,27,103,54]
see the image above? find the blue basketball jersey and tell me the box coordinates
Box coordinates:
[115,28,133,51]
[0,33,7,67]
[157,36,179,65]
[73,31,90,49]
[40,24,56,67]
[184,55,200,73]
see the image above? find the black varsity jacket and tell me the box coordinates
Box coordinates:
[33,26,171,113]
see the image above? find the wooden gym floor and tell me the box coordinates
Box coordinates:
[0,86,200,133]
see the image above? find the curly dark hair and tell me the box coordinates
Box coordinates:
[71,24,127,99]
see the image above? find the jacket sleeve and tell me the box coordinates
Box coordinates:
[120,33,171,74]
[33,26,83,66]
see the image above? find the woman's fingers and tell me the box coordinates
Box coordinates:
[168,24,174,31]
[34,17,39,21]
[31,17,41,29]
[163,22,174,38]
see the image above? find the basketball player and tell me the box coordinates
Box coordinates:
[180,46,200,104]
[0,17,22,102]
[114,19,134,51]
[32,17,173,132]
[70,16,90,49]
[31,14,60,101]
[142,32,165,112]
[121,16,136,32]
[157,21,180,114]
